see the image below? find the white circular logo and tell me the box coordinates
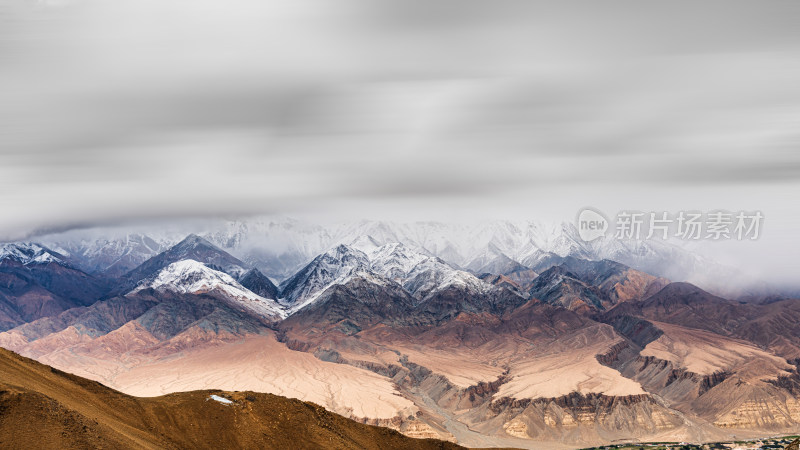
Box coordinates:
[577,208,608,241]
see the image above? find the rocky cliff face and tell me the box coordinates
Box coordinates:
[486,392,683,441]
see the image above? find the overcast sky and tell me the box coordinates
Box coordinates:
[1,0,799,281]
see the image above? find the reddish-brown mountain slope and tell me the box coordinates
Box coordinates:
[0,347,463,450]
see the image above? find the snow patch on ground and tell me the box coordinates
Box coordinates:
[209,394,233,405]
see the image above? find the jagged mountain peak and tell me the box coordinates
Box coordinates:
[278,244,371,312]
[641,281,728,308]
[172,234,221,252]
[279,241,498,314]
[370,244,494,302]
[327,243,368,259]
[131,259,284,320]
[34,231,176,277]
[123,234,250,288]
[238,268,279,300]
[0,242,69,266]
[133,259,226,288]
[367,242,431,277]
[529,258,669,312]
[528,265,586,296]
[348,235,383,253]
[471,253,530,275]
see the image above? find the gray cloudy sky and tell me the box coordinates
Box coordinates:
[1,0,800,280]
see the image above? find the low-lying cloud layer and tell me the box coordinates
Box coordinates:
[1,0,799,280]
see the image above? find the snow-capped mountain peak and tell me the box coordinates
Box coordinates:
[367,242,430,280]
[131,259,285,320]
[279,241,498,314]
[364,242,492,300]
[401,254,493,301]
[348,235,383,254]
[122,234,250,289]
[0,242,68,266]
[278,244,370,313]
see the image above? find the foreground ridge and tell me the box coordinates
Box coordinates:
[0,347,464,450]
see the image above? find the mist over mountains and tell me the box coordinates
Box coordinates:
[1,218,800,448]
[20,217,779,300]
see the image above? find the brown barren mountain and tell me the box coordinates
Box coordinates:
[0,346,464,450]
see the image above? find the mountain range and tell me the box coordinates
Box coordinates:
[1,224,799,448]
[33,218,768,298]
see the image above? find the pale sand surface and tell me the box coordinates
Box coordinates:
[32,331,416,419]
[643,321,790,378]
[396,347,506,388]
[114,332,416,419]
[390,323,644,398]
[496,324,645,399]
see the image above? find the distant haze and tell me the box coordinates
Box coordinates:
[1,1,799,285]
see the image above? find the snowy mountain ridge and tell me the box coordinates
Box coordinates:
[28,217,746,297]
[0,242,69,266]
[279,242,497,314]
[130,259,285,319]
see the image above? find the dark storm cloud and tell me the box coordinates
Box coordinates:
[1,0,800,239]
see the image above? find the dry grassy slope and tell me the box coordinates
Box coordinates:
[0,347,463,450]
